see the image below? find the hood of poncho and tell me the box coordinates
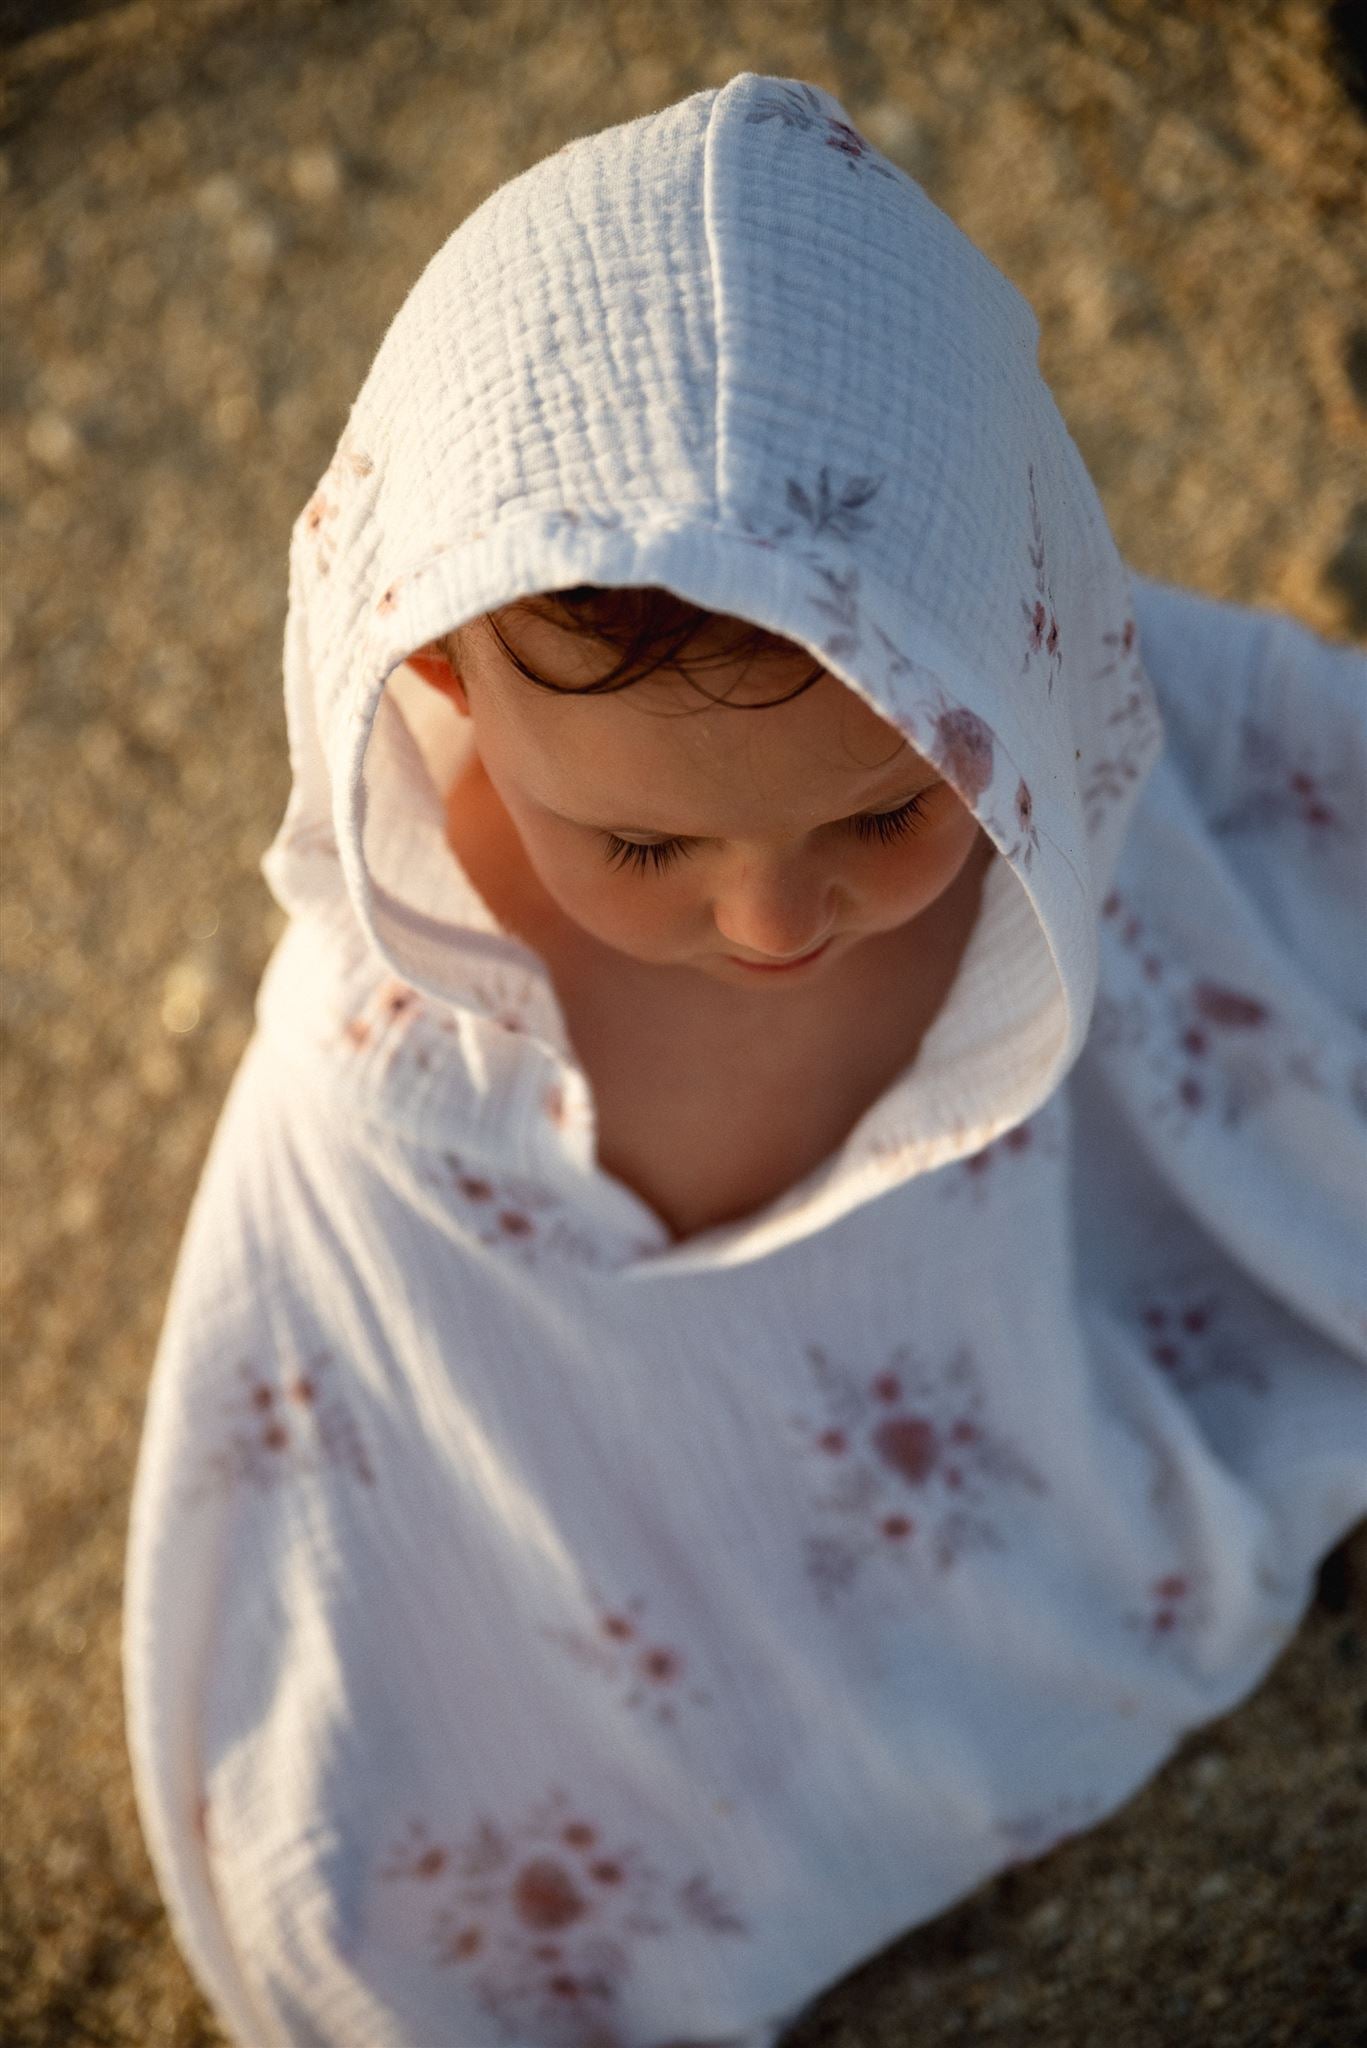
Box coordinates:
[260,71,1164,1262]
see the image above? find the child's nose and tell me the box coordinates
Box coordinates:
[710,862,838,961]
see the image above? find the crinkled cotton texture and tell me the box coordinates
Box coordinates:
[123,73,1367,2048]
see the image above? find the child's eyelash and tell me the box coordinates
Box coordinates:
[600,792,933,875]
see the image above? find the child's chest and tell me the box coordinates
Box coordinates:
[566,982,932,1243]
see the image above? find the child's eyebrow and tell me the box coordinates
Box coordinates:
[575,772,941,839]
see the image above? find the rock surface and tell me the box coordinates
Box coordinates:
[2,2,1364,2042]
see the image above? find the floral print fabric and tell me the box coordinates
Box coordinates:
[123,71,1367,2048]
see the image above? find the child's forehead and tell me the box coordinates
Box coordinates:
[476,665,939,840]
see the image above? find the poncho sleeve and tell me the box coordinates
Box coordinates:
[1132,572,1367,1028]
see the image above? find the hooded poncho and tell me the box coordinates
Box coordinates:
[124,73,1367,2048]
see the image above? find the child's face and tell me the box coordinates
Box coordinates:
[405,606,985,992]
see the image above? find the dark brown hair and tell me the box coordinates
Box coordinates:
[446,585,826,711]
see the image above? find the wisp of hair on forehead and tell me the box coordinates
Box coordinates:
[446,584,828,712]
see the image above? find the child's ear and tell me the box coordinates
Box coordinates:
[405,644,471,716]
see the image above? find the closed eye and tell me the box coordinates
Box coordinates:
[599,791,935,875]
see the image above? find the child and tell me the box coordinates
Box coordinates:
[122,72,1367,2048]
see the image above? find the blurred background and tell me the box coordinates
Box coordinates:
[2,2,1365,2043]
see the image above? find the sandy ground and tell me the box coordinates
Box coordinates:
[2,1,1366,2042]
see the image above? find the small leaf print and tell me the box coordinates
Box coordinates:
[744,80,835,134]
[784,467,884,542]
[545,506,626,537]
[677,1874,748,1935]
[1090,614,1138,684]
[981,773,1041,870]
[1080,686,1164,837]
[802,558,865,662]
[1005,775,1042,867]
[744,82,904,183]
[1018,464,1062,694]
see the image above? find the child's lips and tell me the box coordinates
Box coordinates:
[724,936,834,972]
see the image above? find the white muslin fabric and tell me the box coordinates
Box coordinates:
[123,73,1367,2048]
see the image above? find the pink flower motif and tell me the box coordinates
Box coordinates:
[381,980,419,1020]
[376,1789,747,2037]
[940,1110,1063,1205]
[1134,1290,1269,1396]
[1116,962,1314,1134]
[1091,615,1138,682]
[340,978,422,1048]
[791,1342,1050,1597]
[928,704,996,802]
[1216,720,1351,841]
[183,1351,376,1504]
[540,1590,711,1725]
[1123,1567,1211,1648]
[419,1150,608,1264]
